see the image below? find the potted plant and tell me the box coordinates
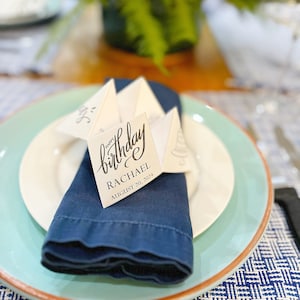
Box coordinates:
[89,0,264,70]
[40,0,264,72]
[100,0,201,71]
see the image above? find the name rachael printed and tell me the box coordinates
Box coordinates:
[107,162,151,190]
[98,121,146,174]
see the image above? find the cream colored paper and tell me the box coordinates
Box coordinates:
[57,77,191,207]
[88,113,161,208]
[151,108,190,172]
[57,79,119,140]
[117,77,164,123]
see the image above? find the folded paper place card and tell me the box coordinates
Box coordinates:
[57,79,120,139]
[58,77,191,207]
[88,113,162,207]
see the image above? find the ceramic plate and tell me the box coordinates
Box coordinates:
[0,86,272,300]
[0,0,60,27]
[18,114,234,237]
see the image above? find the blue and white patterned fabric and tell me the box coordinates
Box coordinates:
[197,204,300,300]
[0,78,299,299]
[0,78,73,120]
[0,0,78,76]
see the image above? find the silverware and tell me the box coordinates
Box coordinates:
[274,125,300,172]
[245,122,288,187]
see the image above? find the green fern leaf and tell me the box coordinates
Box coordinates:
[161,0,201,51]
[226,0,261,11]
[117,0,168,69]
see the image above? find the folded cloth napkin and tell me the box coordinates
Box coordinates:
[275,187,300,251]
[41,79,193,284]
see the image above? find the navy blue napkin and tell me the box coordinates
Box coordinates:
[41,79,193,284]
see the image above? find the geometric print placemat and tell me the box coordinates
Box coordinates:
[198,204,300,300]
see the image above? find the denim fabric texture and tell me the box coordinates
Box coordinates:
[41,79,193,284]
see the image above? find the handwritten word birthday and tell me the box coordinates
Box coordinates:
[98,122,146,174]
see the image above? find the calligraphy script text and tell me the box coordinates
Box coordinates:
[98,122,146,174]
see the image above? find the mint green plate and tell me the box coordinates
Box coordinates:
[0,86,272,300]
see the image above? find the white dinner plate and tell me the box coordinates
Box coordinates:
[19,114,235,238]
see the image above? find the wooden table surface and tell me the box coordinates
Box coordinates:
[51,5,233,92]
